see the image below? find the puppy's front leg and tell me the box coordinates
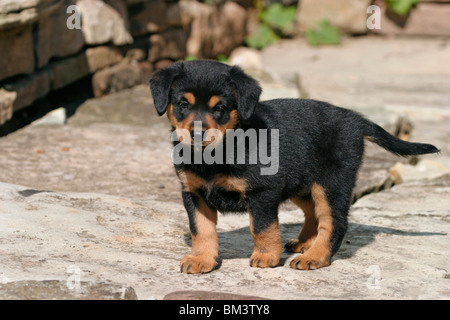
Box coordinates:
[247,194,281,268]
[180,191,218,274]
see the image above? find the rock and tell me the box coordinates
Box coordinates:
[166,1,193,28]
[2,68,51,113]
[0,0,62,30]
[261,37,450,112]
[0,118,178,202]
[165,0,204,29]
[76,0,133,45]
[0,173,448,299]
[229,47,300,101]
[372,1,450,36]
[0,89,16,125]
[389,159,450,185]
[154,59,174,71]
[30,107,66,126]
[161,0,248,59]
[186,1,248,59]
[163,290,269,300]
[48,54,88,90]
[0,36,449,300]
[297,0,372,34]
[85,46,124,72]
[0,280,137,300]
[0,0,54,13]
[229,47,263,72]
[35,0,84,68]
[353,142,409,202]
[128,0,168,36]
[124,48,146,62]
[259,77,300,101]
[50,46,123,90]
[92,62,148,97]
[148,29,187,63]
[0,25,34,81]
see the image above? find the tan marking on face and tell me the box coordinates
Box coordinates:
[184,92,196,105]
[167,103,195,143]
[208,95,221,108]
[203,110,239,145]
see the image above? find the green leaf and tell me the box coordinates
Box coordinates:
[216,54,229,63]
[306,20,341,46]
[245,24,279,50]
[185,55,197,61]
[385,0,420,16]
[259,3,297,34]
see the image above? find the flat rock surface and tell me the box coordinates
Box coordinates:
[0,176,448,299]
[0,37,449,300]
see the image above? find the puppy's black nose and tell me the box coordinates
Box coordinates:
[191,129,205,141]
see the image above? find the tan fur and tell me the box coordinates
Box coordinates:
[249,219,281,268]
[286,198,318,253]
[180,199,218,274]
[208,95,221,108]
[290,183,333,270]
[183,92,196,105]
[178,171,248,196]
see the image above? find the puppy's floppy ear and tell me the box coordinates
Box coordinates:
[150,62,184,116]
[229,65,262,122]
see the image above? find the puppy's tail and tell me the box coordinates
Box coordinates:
[362,119,440,157]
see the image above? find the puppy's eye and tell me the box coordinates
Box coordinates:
[180,101,190,109]
[213,105,224,117]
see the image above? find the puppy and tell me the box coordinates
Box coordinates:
[150,60,439,273]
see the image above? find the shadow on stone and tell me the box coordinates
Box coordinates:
[184,221,447,268]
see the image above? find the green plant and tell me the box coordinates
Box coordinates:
[259,2,297,35]
[184,55,197,61]
[306,20,341,46]
[385,0,419,16]
[245,3,297,50]
[216,54,229,63]
[245,24,279,50]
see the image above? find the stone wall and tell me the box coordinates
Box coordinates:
[1,0,449,126]
[0,0,249,125]
[296,0,450,35]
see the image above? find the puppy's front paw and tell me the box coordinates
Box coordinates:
[284,239,312,253]
[180,254,218,274]
[249,250,280,268]
[289,251,330,270]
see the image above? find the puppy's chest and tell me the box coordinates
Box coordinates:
[178,170,248,212]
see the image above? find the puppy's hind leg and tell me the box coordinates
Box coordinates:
[289,182,349,270]
[285,196,318,254]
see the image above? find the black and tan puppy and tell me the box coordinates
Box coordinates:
[150,60,439,274]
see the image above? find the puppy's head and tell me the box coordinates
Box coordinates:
[150,60,261,146]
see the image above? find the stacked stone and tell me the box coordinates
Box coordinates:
[0,0,248,125]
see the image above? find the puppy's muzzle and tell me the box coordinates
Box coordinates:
[190,129,206,142]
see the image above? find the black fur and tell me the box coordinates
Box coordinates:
[150,60,439,272]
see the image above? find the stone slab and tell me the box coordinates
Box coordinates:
[0,25,34,81]
[0,175,448,300]
[261,37,450,114]
[0,280,137,300]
